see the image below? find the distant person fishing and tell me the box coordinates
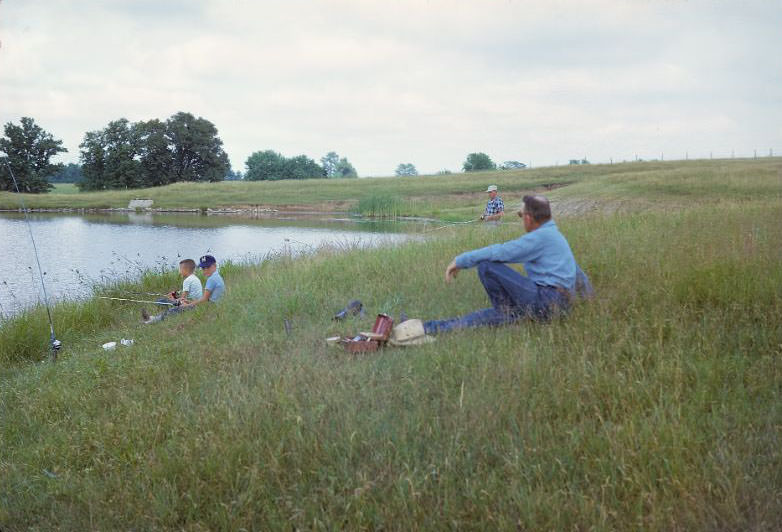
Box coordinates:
[480,185,504,222]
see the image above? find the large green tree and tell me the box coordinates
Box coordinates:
[395,163,418,177]
[462,152,496,172]
[321,151,358,178]
[244,150,287,181]
[79,118,143,190]
[245,150,324,181]
[78,113,229,190]
[166,112,229,183]
[0,117,66,193]
[285,155,325,180]
[136,119,171,187]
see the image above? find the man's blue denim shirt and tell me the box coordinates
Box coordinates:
[453,220,578,290]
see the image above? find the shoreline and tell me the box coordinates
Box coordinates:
[0,205,444,223]
[0,216,428,328]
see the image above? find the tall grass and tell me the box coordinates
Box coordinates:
[356,193,407,217]
[1,161,781,529]
[2,199,780,529]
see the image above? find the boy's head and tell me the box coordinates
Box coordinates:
[198,254,217,276]
[179,259,196,276]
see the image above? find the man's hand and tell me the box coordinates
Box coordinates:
[480,214,485,221]
[445,260,461,283]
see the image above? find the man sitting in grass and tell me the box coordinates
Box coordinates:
[407,195,592,337]
[142,255,224,324]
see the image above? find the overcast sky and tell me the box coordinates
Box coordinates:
[1,0,780,176]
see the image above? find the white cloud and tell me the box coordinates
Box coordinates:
[1,0,780,175]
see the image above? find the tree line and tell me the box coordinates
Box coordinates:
[244,150,357,181]
[1,116,525,194]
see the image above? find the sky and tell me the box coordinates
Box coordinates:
[1,0,780,176]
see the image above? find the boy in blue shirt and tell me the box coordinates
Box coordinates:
[142,255,224,324]
[181,254,225,306]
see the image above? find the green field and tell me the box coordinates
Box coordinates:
[50,183,81,194]
[1,159,781,529]
[4,158,780,221]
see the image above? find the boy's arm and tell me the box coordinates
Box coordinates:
[184,289,211,307]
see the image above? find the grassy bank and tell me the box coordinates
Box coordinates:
[3,158,780,221]
[1,163,781,529]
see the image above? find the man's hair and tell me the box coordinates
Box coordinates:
[179,259,196,273]
[522,195,552,222]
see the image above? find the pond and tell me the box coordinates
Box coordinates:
[0,212,420,320]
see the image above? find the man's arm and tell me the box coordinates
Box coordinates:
[445,260,461,282]
[482,211,504,222]
[454,232,540,270]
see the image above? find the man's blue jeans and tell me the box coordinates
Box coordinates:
[423,261,570,334]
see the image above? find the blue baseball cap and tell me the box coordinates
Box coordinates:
[198,254,216,268]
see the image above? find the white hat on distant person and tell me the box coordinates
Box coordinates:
[486,185,498,192]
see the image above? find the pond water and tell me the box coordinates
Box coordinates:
[0,212,419,320]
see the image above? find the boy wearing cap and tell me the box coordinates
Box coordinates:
[181,254,225,307]
[481,185,504,221]
[142,255,224,324]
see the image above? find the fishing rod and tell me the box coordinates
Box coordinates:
[4,160,61,362]
[98,297,176,306]
[118,290,170,297]
[421,218,479,234]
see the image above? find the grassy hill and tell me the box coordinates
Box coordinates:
[4,158,780,220]
[1,158,781,529]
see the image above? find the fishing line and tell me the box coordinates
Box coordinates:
[3,160,61,361]
[421,218,479,234]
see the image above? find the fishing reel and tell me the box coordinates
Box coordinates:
[49,338,62,362]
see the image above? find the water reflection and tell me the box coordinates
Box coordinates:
[0,212,419,319]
